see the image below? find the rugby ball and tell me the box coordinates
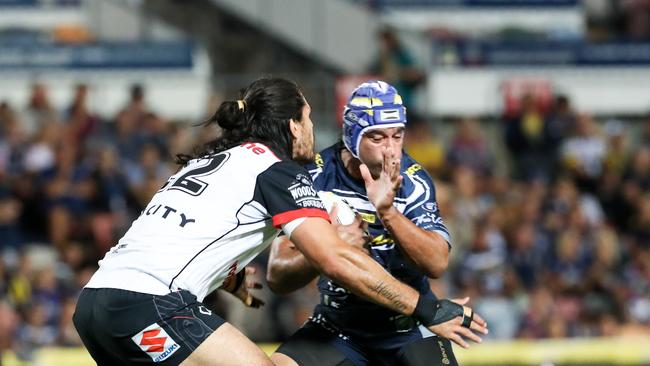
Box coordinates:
[318,191,357,225]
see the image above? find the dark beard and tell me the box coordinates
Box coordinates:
[293,151,315,166]
[292,134,316,165]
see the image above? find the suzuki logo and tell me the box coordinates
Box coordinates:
[132,323,180,362]
[140,329,167,353]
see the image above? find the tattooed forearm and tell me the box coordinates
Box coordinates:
[370,281,408,312]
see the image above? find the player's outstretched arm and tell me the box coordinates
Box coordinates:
[267,203,370,294]
[290,217,422,315]
[266,235,319,294]
[283,217,488,348]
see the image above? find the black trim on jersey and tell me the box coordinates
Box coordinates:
[167,199,251,291]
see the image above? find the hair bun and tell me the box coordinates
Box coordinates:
[214,100,246,130]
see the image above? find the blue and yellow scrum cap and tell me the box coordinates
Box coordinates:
[342,80,407,158]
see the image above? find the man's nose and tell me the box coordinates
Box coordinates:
[385,138,399,153]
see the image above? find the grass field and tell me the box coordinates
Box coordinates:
[3,337,650,366]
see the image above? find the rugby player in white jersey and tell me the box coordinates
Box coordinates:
[73,78,487,366]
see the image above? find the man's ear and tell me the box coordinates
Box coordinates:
[289,118,300,140]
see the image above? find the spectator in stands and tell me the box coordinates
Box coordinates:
[22,121,60,174]
[448,117,494,177]
[58,297,82,347]
[551,230,592,291]
[602,119,630,176]
[31,266,62,328]
[448,166,484,251]
[120,83,148,123]
[0,101,16,137]
[124,142,172,207]
[14,303,58,361]
[507,221,551,290]
[7,253,33,312]
[0,297,19,356]
[456,220,507,295]
[641,112,650,146]
[560,113,607,193]
[21,83,58,136]
[88,146,134,251]
[0,186,23,248]
[505,94,559,182]
[41,144,95,249]
[518,286,555,338]
[545,95,575,139]
[109,109,146,165]
[141,112,170,158]
[65,84,99,145]
[370,27,425,110]
[630,193,650,250]
[624,145,650,192]
[0,101,27,177]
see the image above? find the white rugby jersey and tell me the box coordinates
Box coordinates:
[86,142,329,301]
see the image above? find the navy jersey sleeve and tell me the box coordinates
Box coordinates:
[401,163,452,246]
[255,160,330,228]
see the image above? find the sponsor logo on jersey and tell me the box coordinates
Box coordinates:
[293,173,313,187]
[405,163,422,176]
[296,198,325,210]
[413,212,444,227]
[369,234,395,247]
[438,339,451,364]
[314,153,324,168]
[289,173,323,209]
[423,202,438,213]
[132,323,180,363]
[359,212,376,224]
[290,185,317,200]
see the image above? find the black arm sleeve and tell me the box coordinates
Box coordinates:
[254,161,330,228]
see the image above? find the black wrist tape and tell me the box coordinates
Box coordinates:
[413,297,465,327]
[412,296,438,326]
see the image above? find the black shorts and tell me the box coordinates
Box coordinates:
[276,319,458,366]
[73,288,226,366]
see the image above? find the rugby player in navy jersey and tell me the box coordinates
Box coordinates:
[73,78,486,366]
[269,81,486,366]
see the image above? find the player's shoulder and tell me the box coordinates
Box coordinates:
[217,142,287,176]
[305,143,340,180]
[306,143,339,170]
[224,142,309,183]
[400,151,434,183]
[261,158,309,179]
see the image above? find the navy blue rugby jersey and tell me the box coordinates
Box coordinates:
[306,142,451,344]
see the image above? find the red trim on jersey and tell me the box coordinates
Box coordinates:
[240,141,281,161]
[272,208,330,228]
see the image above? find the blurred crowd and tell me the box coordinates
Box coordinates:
[405,95,650,341]
[1,82,649,361]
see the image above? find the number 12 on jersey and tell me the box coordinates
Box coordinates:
[159,153,230,196]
